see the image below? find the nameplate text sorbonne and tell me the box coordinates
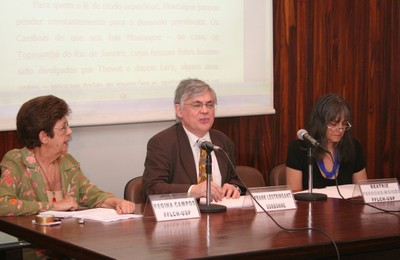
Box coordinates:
[357,178,400,203]
[149,194,201,222]
[249,187,297,212]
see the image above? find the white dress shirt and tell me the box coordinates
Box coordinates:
[182,126,222,187]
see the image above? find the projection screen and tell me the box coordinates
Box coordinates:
[0,0,274,131]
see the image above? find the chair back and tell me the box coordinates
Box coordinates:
[269,163,286,186]
[236,166,265,188]
[124,176,143,204]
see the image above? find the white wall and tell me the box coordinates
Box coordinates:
[68,121,175,198]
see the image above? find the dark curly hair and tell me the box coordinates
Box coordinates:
[16,95,71,149]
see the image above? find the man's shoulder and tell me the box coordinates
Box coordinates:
[152,123,180,138]
[209,128,229,139]
[148,123,183,147]
[209,128,233,149]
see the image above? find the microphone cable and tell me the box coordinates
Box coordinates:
[219,149,341,260]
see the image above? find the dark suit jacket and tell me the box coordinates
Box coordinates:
[142,123,244,200]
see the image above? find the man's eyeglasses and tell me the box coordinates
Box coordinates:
[54,122,71,134]
[184,101,216,111]
[327,121,352,132]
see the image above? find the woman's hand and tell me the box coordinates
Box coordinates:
[54,197,79,211]
[103,198,135,214]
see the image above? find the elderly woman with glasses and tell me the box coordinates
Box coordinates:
[0,95,135,216]
[286,93,367,192]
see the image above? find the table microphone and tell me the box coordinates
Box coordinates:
[297,129,330,153]
[294,129,328,201]
[197,139,226,213]
[198,139,222,152]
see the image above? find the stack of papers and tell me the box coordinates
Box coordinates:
[40,208,142,222]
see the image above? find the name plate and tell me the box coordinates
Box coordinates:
[149,193,201,222]
[248,186,297,212]
[357,178,400,203]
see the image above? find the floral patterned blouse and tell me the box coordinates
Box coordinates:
[0,148,115,216]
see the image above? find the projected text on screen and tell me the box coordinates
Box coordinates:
[0,0,274,130]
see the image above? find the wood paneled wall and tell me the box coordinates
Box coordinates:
[216,0,400,183]
[1,0,399,184]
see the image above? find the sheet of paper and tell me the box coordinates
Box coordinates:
[40,208,142,222]
[294,184,356,199]
[199,195,253,209]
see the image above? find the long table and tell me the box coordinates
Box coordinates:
[0,198,399,259]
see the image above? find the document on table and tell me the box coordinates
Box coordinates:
[40,208,142,222]
[199,195,254,209]
[294,184,357,199]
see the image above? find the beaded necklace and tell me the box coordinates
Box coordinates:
[317,155,340,179]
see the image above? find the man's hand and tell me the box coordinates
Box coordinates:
[221,183,241,199]
[190,181,224,202]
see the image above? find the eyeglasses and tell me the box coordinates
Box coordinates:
[184,101,216,111]
[327,121,352,132]
[54,122,71,134]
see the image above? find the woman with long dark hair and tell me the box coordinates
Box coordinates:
[286,93,367,192]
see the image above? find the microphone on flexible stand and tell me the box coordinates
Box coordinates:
[197,139,226,213]
[294,129,327,201]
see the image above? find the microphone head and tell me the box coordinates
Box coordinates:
[197,139,222,151]
[197,139,206,149]
[297,129,307,140]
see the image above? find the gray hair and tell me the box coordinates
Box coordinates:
[174,78,217,107]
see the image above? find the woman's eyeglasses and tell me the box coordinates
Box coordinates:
[54,122,71,134]
[327,121,352,132]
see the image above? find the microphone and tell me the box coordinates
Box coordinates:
[197,139,222,152]
[297,129,329,153]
